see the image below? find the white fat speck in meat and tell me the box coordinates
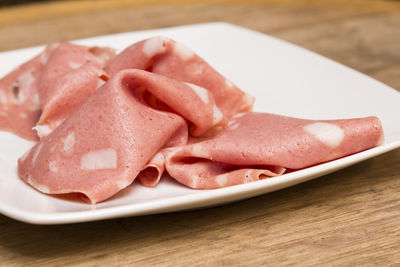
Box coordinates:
[191,144,211,158]
[173,42,194,61]
[228,122,240,130]
[32,143,43,165]
[68,61,82,69]
[81,148,117,170]
[40,52,49,64]
[63,131,75,155]
[142,37,169,57]
[13,70,35,105]
[33,125,52,139]
[49,161,58,173]
[184,82,209,104]
[213,105,224,124]
[190,175,199,188]
[0,90,7,104]
[216,173,228,187]
[304,122,344,147]
[29,92,40,111]
[185,63,204,76]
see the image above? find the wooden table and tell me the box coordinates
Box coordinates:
[1,0,399,265]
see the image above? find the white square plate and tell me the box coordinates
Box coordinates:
[1,23,399,224]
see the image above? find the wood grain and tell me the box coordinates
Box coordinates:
[0,1,399,266]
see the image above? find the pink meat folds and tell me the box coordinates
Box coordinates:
[0,42,115,140]
[18,70,188,204]
[6,36,384,204]
[105,36,254,126]
[0,49,48,140]
[35,43,115,139]
[165,113,383,189]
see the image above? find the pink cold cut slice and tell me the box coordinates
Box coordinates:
[137,151,166,187]
[164,112,383,189]
[137,124,189,187]
[35,43,115,139]
[0,46,54,141]
[105,36,255,125]
[120,70,227,136]
[0,42,115,141]
[18,69,188,204]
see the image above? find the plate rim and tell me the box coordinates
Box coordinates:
[1,141,399,224]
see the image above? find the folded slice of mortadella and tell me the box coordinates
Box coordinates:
[137,149,169,187]
[0,42,115,141]
[165,113,383,189]
[18,69,201,204]
[0,44,58,140]
[117,70,226,136]
[35,43,115,139]
[105,37,254,127]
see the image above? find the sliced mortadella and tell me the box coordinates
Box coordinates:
[0,42,115,141]
[35,63,108,138]
[137,120,189,187]
[105,36,170,74]
[35,43,115,139]
[165,112,383,189]
[114,70,226,136]
[18,70,187,204]
[105,36,254,125]
[0,45,55,140]
[137,151,166,187]
[38,43,114,89]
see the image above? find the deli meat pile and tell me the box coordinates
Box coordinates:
[0,37,383,203]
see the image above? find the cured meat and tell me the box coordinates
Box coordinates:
[165,113,383,189]
[4,36,384,204]
[19,68,256,202]
[112,70,226,136]
[0,44,56,140]
[138,120,189,187]
[35,43,115,138]
[0,42,115,140]
[105,36,254,129]
[137,151,167,187]
[18,69,196,204]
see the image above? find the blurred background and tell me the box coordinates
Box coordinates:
[0,0,53,7]
[0,0,399,90]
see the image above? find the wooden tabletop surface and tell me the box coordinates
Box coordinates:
[1,0,399,266]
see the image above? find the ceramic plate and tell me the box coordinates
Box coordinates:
[0,23,399,224]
